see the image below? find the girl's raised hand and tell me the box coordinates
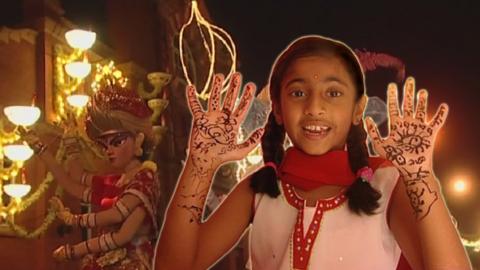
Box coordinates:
[186,73,264,168]
[365,77,448,219]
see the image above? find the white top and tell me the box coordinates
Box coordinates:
[249,165,401,270]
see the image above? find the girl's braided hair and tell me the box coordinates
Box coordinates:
[250,36,381,215]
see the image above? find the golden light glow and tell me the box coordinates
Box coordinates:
[246,154,263,165]
[67,94,90,108]
[0,28,98,238]
[235,130,264,180]
[462,238,480,252]
[3,144,34,162]
[53,45,83,121]
[91,61,128,92]
[3,106,41,126]
[65,61,92,79]
[450,174,472,196]
[0,120,20,145]
[453,179,467,193]
[3,184,31,199]
[179,0,237,100]
[65,29,96,50]
[246,145,263,165]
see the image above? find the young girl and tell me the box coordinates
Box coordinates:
[155,35,471,269]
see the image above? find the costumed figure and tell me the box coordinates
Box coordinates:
[24,80,160,270]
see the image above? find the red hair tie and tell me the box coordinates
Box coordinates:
[264,162,277,173]
[356,166,373,182]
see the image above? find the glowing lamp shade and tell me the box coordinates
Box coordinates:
[4,184,31,199]
[65,61,91,79]
[3,144,34,162]
[3,106,41,126]
[65,29,96,50]
[67,94,90,108]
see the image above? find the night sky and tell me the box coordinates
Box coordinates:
[205,0,480,234]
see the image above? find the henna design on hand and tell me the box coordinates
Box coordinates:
[178,73,264,223]
[366,77,448,220]
[407,156,426,166]
[401,166,438,220]
[382,145,406,165]
[177,155,216,223]
[391,121,431,155]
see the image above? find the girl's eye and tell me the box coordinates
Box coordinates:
[290,90,306,97]
[327,89,342,97]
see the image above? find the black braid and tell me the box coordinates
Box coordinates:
[345,123,382,215]
[249,113,284,198]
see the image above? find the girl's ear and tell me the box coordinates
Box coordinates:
[272,103,283,125]
[352,95,367,125]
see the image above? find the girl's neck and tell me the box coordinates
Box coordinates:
[294,185,345,207]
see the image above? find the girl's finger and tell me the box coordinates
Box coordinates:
[415,89,429,122]
[429,103,449,132]
[236,128,264,156]
[387,83,400,120]
[208,74,224,112]
[233,82,256,122]
[365,117,384,146]
[402,77,415,118]
[186,85,203,118]
[222,73,242,113]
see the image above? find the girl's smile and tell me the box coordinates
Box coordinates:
[274,55,365,155]
[302,120,332,140]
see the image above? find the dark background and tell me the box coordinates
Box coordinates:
[204,0,480,238]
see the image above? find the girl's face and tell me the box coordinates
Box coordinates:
[274,55,366,155]
[95,131,137,169]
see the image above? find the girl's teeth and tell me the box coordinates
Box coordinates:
[305,125,329,131]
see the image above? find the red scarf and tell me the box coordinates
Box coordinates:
[278,147,386,191]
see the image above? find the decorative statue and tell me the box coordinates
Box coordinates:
[24,81,161,269]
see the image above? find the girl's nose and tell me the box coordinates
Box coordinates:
[304,96,326,116]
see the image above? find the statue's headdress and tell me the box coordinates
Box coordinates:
[85,77,153,141]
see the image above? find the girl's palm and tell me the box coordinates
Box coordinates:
[365,77,448,171]
[186,73,264,166]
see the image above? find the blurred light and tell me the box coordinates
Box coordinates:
[179,0,237,100]
[450,175,473,198]
[246,155,263,165]
[65,61,91,79]
[3,106,41,126]
[453,179,467,193]
[67,94,90,108]
[65,29,96,50]
[3,184,31,199]
[3,144,34,162]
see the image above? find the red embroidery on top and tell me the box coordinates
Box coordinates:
[282,181,347,270]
